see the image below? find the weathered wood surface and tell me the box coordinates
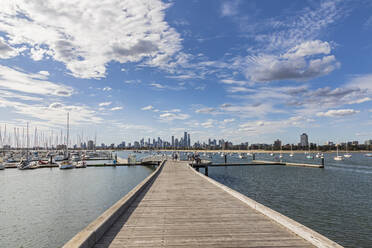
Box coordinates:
[94,161,316,248]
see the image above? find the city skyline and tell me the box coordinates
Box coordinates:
[1,1,372,144]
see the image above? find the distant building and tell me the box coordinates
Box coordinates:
[273,139,282,150]
[300,133,309,147]
[187,133,190,148]
[365,140,372,146]
[171,136,174,148]
[184,132,188,148]
[87,140,94,150]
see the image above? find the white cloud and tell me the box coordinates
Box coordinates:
[227,86,255,93]
[316,109,360,117]
[38,70,50,76]
[282,40,331,59]
[150,83,166,89]
[0,98,102,125]
[349,97,371,104]
[195,107,219,114]
[223,118,235,123]
[244,41,340,82]
[110,106,123,111]
[0,65,73,96]
[0,37,18,59]
[99,102,112,107]
[346,74,372,91]
[0,0,182,78]
[220,79,250,86]
[141,105,154,111]
[124,79,141,84]
[149,82,186,91]
[221,0,240,17]
[201,119,216,128]
[238,116,313,135]
[102,87,112,91]
[159,112,190,121]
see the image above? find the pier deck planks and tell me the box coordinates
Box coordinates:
[94,161,315,248]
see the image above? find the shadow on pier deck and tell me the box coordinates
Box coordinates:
[63,160,341,248]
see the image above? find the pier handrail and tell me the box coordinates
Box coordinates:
[188,164,342,248]
[62,160,166,248]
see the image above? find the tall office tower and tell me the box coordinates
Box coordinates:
[184,132,188,148]
[188,134,190,147]
[300,133,309,147]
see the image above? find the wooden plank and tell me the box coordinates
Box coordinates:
[94,161,318,248]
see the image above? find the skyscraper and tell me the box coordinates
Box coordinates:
[171,136,174,148]
[184,132,188,148]
[300,133,309,147]
[187,133,190,147]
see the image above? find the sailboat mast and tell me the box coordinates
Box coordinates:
[66,112,69,153]
[26,122,29,160]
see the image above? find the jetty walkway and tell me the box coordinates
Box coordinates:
[64,160,341,248]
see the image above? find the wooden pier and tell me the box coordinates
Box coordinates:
[63,160,341,248]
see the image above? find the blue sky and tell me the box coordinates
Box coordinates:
[1,0,372,146]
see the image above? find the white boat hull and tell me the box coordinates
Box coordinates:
[59,163,75,169]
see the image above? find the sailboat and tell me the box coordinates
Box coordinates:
[270,146,274,156]
[239,153,247,159]
[305,145,314,159]
[344,143,352,158]
[315,143,322,158]
[289,144,294,157]
[18,122,32,170]
[59,113,74,169]
[279,146,283,159]
[334,145,344,161]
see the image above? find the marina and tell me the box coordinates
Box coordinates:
[1,151,372,247]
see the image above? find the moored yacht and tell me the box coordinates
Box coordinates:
[58,161,75,169]
[74,161,87,168]
[334,145,344,161]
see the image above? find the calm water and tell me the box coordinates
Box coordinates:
[1,151,371,248]
[198,152,372,248]
[0,164,153,248]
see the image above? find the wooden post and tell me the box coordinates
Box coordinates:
[205,166,208,177]
[321,157,325,166]
[224,154,227,164]
[252,153,255,160]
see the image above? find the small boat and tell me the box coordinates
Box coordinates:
[344,143,352,158]
[28,161,39,169]
[365,153,372,157]
[58,161,75,169]
[334,156,344,161]
[54,155,65,161]
[0,163,4,170]
[17,159,31,170]
[315,153,322,158]
[71,153,80,162]
[289,144,294,157]
[74,161,87,168]
[270,153,274,156]
[334,145,344,161]
[38,160,49,165]
[306,154,314,159]
[239,153,247,159]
